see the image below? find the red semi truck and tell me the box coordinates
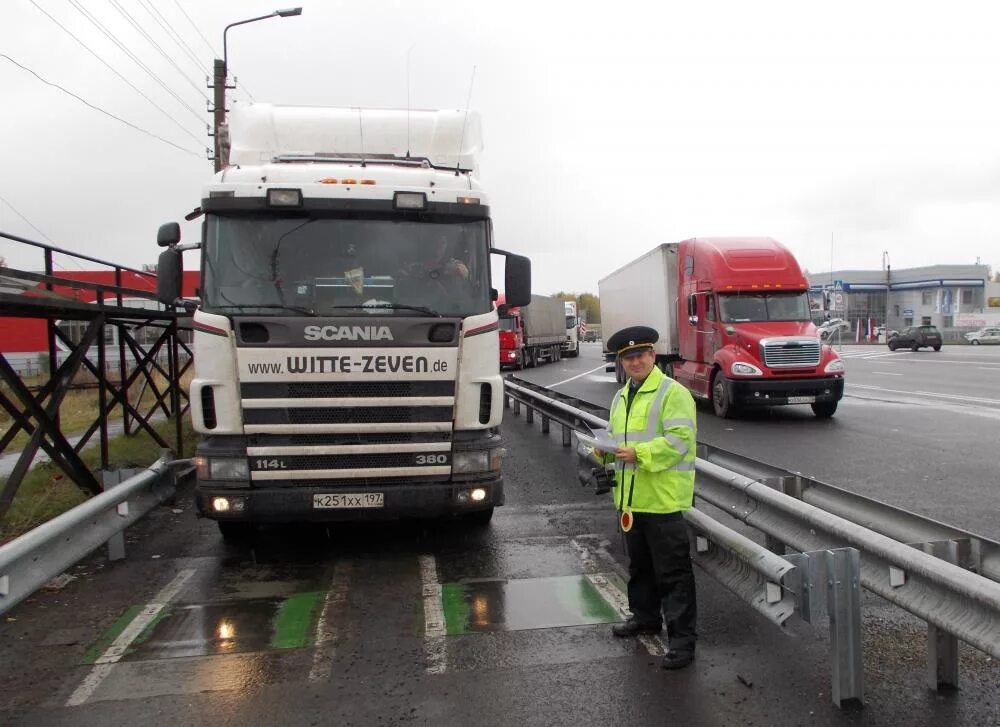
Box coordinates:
[599,238,845,418]
[498,293,566,369]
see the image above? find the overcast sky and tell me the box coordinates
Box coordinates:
[2,0,999,295]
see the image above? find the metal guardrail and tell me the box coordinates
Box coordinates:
[503,376,1000,706]
[0,457,190,617]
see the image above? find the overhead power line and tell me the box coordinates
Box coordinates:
[106,0,210,102]
[136,0,206,76]
[0,53,202,158]
[66,0,205,124]
[0,193,58,246]
[172,0,221,58]
[26,0,204,148]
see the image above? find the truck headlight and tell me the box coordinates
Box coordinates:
[731,362,762,376]
[208,457,249,480]
[824,359,845,374]
[453,448,505,474]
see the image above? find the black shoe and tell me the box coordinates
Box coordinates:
[611,618,662,638]
[661,649,694,670]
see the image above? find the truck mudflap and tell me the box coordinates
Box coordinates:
[197,477,503,523]
[727,376,844,407]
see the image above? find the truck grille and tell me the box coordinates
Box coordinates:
[241,380,455,482]
[761,339,821,368]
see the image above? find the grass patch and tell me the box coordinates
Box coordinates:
[1,369,192,452]
[0,417,197,543]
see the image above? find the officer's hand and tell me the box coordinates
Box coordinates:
[614,447,637,464]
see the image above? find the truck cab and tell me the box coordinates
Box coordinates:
[155,103,531,539]
[562,301,580,358]
[673,238,844,418]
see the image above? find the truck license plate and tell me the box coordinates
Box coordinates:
[787,396,816,404]
[313,493,384,509]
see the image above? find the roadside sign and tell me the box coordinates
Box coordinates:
[903,308,913,316]
[834,280,843,291]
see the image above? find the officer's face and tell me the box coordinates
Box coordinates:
[621,348,655,383]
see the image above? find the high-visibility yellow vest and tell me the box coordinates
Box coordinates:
[606,365,696,514]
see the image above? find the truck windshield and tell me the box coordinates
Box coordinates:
[718,292,811,323]
[201,215,491,317]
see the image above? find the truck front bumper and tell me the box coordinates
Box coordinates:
[197,476,503,523]
[728,376,844,407]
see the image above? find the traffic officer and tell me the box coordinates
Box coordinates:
[597,326,698,670]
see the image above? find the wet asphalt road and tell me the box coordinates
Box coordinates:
[1,342,999,726]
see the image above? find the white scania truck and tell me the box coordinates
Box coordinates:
[156,103,530,539]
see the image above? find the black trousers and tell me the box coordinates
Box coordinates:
[624,511,697,652]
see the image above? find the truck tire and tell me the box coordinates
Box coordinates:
[218,521,257,542]
[525,348,536,368]
[811,401,838,418]
[711,370,734,418]
[933,345,941,352]
[567,348,579,358]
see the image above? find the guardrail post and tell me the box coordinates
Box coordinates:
[512,399,520,415]
[561,424,572,447]
[784,547,863,707]
[525,405,534,424]
[504,393,511,409]
[101,469,140,562]
[923,539,960,690]
[826,547,863,707]
[540,414,550,434]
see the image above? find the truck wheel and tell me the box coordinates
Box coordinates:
[567,348,579,358]
[811,401,838,418]
[614,358,626,385]
[525,349,536,368]
[711,370,734,418]
[911,344,919,352]
[888,341,897,351]
[933,345,941,352]
[218,521,257,542]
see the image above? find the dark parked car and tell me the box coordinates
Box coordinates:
[888,325,942,351]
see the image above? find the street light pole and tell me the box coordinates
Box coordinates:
[211,8,302,172]
[882,251,891,342]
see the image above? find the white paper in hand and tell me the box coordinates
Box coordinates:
[574,426,618,451]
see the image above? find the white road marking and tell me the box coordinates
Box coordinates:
[871,371,903,376]
[309,560,353,681]
[849,383,1000,406]
[66,568,195,706]
[546,363,610,389]
[419,554,447,674]
[571,538,667,656]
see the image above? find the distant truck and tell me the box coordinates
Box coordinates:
[498,293,566,368]
[599,238,845,418]
[562,300,580,358]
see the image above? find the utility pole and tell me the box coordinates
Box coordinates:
[211,58,227,172]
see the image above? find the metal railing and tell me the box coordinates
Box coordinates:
[0,457,190,617]
[502,376,1000,707]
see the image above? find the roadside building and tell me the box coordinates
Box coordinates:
[0,269,198,375]
[808,264,997,342]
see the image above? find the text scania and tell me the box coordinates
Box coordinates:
[303,325,394,342]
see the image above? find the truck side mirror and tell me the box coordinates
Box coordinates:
[157,222,181,248]
[157,247,183,306]
[493,249,531,308]
[497,304,509,317]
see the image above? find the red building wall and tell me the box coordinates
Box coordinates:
[0,270,199,356]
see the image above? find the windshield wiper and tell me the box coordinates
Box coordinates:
[328,303,443,317]
[222,304,317,316]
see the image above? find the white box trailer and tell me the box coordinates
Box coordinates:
[522,294,566,346]
[598,243,680,359]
